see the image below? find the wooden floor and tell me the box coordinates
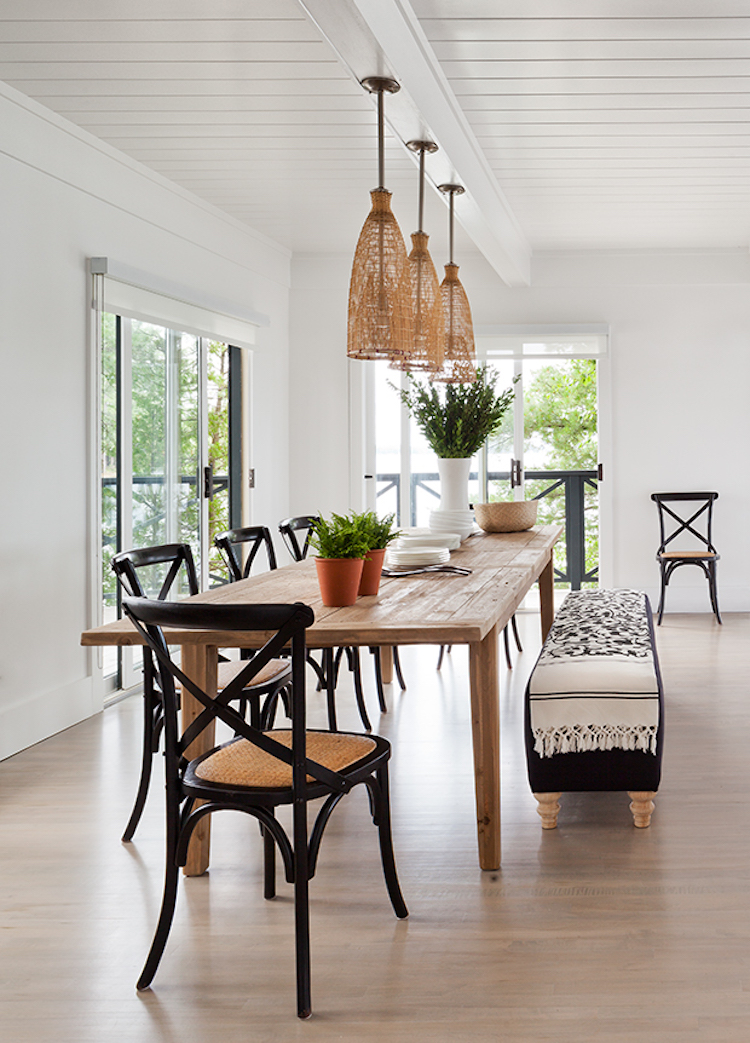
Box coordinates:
[1,611,749,1041]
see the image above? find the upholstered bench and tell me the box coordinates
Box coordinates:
[524,588,664,829]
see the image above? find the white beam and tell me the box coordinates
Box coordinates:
[297,0,532,286]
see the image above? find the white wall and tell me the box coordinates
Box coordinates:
[289,247,750,614]
[0,84,292,761]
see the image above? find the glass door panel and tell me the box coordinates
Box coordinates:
[523,357,599,586]
[485,359,518,503]
[100,316,233,688]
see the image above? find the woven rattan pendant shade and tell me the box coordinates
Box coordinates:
[433,184,476,384]
[348,77,413,362]
[390,141,443,373]
[348,188,414,361]
[437,262,476,383]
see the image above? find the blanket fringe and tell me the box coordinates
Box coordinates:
[533,723,658,759]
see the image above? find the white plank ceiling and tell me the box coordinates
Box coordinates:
[2,0,750,276]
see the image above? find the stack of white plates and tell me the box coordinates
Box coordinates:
[385,545,451,570]
[393,530,462,551]
[429,508,476,541]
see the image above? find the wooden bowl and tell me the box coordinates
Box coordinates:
[473,501,538,533]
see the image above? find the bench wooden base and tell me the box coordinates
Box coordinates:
[534,790,657,829]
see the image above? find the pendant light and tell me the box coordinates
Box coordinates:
[433,184,476,384]
[389,140,444,374]
[347,77,414,362]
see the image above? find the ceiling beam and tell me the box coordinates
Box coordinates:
[296,0,531,286]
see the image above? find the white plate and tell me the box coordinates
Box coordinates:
[393,532,461,551]
[386,546,450,568]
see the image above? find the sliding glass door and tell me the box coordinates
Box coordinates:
[101,315,237,688]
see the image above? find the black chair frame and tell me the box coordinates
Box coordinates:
[651,491,721,624]
[111,542,291,842]
[214,525,278,581]
[123,596,407,1019]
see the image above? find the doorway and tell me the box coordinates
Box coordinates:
[100,314,239,688]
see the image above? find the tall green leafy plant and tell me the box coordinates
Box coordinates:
[392,368,516,458]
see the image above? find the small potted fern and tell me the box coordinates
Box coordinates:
[309,512,371,607]
[357,511,399,596]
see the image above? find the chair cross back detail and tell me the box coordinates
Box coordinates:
[111,542,199,600]
[278,515,320,563]
[650,491,721,625]
[214,525,278,581]
[653,492,718,555]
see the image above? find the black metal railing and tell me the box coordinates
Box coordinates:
[376,468,598,590]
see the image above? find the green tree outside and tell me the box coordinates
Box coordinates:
[488,358,599,586]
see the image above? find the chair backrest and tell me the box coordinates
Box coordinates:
[111,543,200,600]
[121,596,347,797]
[214,526,278,581]
[651,492,719,554]
[278,515,320,562]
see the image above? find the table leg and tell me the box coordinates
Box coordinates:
[181,644,217,876]
[379,646,394,684]
[539,553,555,641]
[469,623,501,871]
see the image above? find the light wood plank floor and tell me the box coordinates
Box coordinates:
[1,612,749,1041]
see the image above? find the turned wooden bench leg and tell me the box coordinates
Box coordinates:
[534,792,562,829]
[628,790,656,828]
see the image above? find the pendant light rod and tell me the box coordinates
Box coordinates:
[406,140,438,233]
[438,183,465,264]
[361,76,400,189]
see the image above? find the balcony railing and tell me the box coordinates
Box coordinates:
[377,469,598,590]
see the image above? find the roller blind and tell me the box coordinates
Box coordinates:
[90,257,268,349]
[475,324,608,360]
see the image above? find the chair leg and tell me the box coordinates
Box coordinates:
[502,625,512,669]
[292,804,312,1019]
[349,647,372,732]
[263,820,276,900]
[122,689,160,842]
[392,646,406,690]
[510,613,523,652]
[322,648,337,731]
[373,766,408,920]
[656,564,667,625]
[371,648,388,713]
[137,840,181,990]
[437,644,452,670]
[708,561,722,624]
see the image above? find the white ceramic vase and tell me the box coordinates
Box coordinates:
[430,457,475,540]
[436,457,472,511]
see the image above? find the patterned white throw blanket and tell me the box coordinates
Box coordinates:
[529,589,660,759]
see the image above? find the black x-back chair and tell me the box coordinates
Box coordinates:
[651,491,721,624]
[214,524,278,580]
[111,543,291,842]
[123,596,407,1019]
[279,516,406,725]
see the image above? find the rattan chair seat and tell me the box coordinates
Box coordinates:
[659,550,717,559]
[215,658,290,689]
[194,730,377,789]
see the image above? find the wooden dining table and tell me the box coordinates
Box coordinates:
[81,524,561,874]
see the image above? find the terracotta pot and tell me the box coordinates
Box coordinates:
[314,557,365,607]
[358,547,387,596]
